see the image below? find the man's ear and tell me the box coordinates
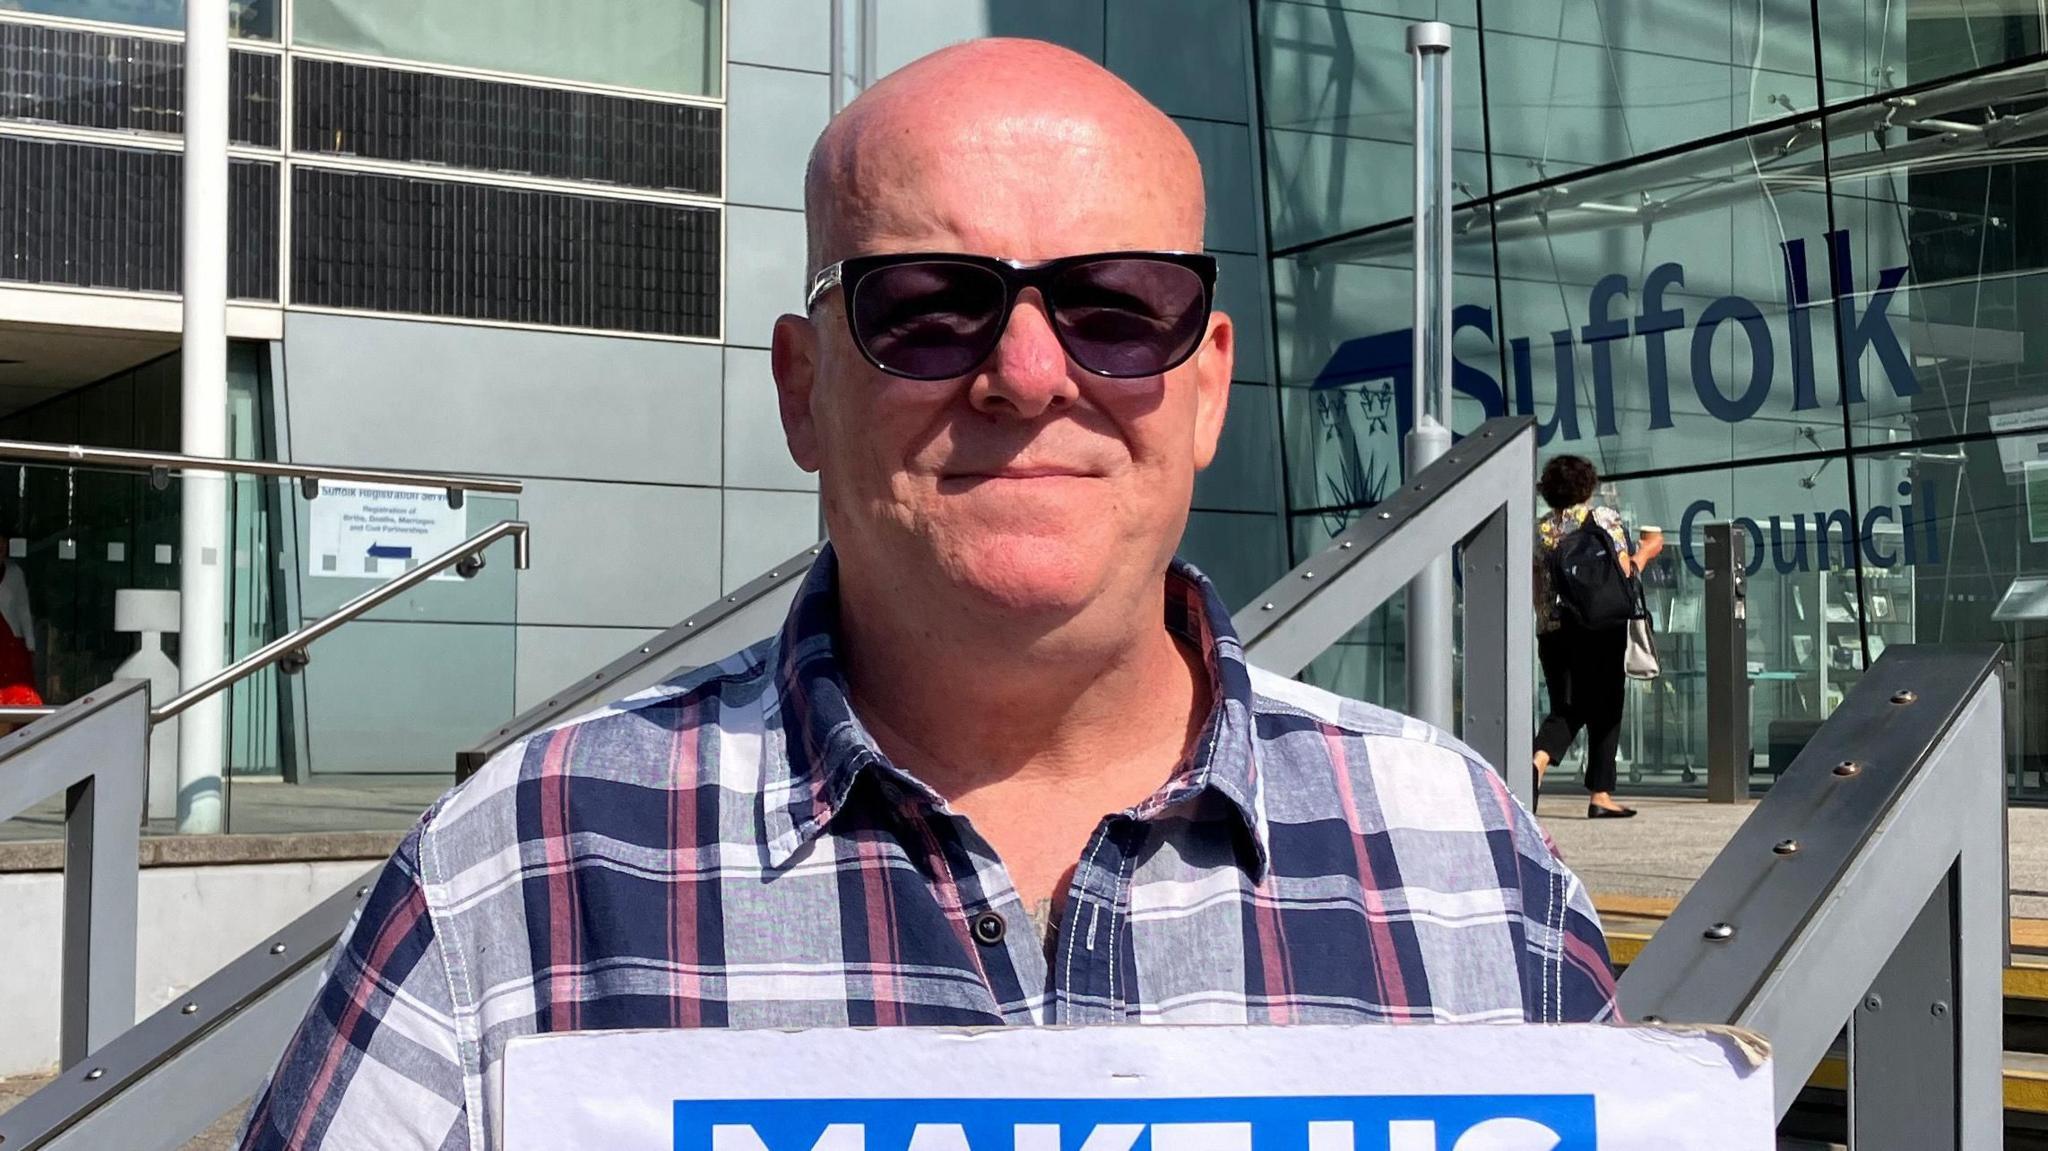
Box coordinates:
[771,313,823,473]
[1189,308,1235,471]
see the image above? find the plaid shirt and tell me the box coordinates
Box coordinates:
[239,549,1617,1151]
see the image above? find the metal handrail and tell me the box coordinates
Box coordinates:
[1617,645,2007,1147]
[155,520,529,724]
[0,436,522,502]
[457,540,822,780]
[3,521,532,728]
[1235,415,1537,801]
[0,862,382,1151]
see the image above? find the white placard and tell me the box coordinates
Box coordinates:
[307,482,467,580]
[1987,403,2048,477]
[499,1025,1774,1151]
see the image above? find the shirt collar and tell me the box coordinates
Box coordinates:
[760,545,1271,878]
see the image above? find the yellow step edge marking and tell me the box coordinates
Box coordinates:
[1603,931,2048,1001]
[1809,1057,2048,1115]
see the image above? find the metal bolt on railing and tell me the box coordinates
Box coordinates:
[1261,602,1275,611]
[180,1002,197,1015]
[1865,994,1884,1011]
[1891,689,1918,704]
[1833,761,1862,777]
[1773,840,1800,855]
[269,943,286,956]
[1301,571,1315,580]
[1704,923,1736,941]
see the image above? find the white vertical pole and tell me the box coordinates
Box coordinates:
[177,0,230,833]
[1404,22,1455,731]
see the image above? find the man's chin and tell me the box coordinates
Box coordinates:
[934,535,1116,618]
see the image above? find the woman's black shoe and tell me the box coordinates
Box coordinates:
[1587,803,1638,819]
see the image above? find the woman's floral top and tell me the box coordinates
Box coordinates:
[1534,503,1629,633]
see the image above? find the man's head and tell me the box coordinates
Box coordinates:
[771,38,1233,633]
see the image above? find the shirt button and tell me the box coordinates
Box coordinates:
[971,911,1007,946]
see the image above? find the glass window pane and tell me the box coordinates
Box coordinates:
[1274,210,1501,516]
[1482,0,1817,194]
[1536,460,1862,794]
[1485,135,1846,474]
[6,0,277,38]
[1821,66,2048,450]
[1291,510,1408,709]
[292,0,722,97]
[1819,0,2046,105]
[1258,0,1488,247]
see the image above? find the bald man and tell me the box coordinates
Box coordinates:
[239,39,1615,1151]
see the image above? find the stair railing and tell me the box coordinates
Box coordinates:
[0,520,530,1151]
[1617,644,2008,1150]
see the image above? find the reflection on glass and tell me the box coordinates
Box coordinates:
[1819,0,2047,104]
[1273,219,1501,519]
[1564,461,1871,792]
[3,0,278,38]
[292,0,721,97]
[1480,0,1818,192]
[1256,0,1489,246]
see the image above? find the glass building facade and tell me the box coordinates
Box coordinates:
[1255,0,2048,800]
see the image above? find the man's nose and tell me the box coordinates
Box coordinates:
[969,294,1079,419]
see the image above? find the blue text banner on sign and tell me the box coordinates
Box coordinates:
[681,1096,1596,1151]
[498,1025,1773,1151]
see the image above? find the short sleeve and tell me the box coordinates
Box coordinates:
[236,824,469,1150]
[1592,505,1630,551]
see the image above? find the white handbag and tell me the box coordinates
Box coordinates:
[1625,615,1660,680]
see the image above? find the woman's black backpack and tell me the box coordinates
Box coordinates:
[1548,516,1637,631]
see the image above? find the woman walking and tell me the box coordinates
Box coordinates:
[1532,455,1661,818]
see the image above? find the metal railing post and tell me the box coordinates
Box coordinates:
[1235,418,1536,796]
[1455,448,1536,806]
[1704,523,1751,803]
[1617,644,2006,1142]
[0,682,152,1068]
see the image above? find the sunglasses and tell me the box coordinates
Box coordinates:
[805,250,1218,382]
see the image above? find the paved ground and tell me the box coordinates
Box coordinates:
[0,1071,244,1149]
[0,774,449,841]
[1538,794,2048,919]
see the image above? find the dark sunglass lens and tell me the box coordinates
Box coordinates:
[850,261,1007,380]
[1048,259,1209,377]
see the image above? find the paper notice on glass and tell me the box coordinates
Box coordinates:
[306,481,467,580]
[498,1024,1774,1151]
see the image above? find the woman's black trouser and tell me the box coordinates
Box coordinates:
[1534,623,1628,794]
